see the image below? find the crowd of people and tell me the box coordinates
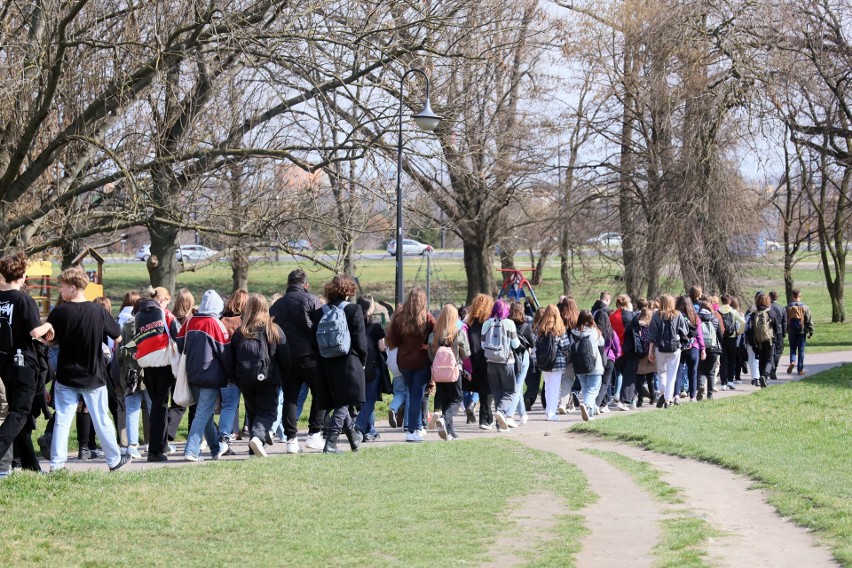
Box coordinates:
[0,253,817,475]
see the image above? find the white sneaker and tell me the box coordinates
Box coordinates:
[305,432,324,450]
[167,444,177,454]
[416,428,428,438]
[479,423,493,430]
[436,418,448,441]
[217,440,230,459]
[184,453,204,463]
[494,411,508,430]
[249,437,268,458]
[599,405,610,414]
[427,412,441,430]
[199,440,208,452]
[546,414,561,422]
[520,414,529,425]
[579,404,590,422]
[405,431,424,443]
[285,438,302,454]
[557,406,567,415]
[505,417,519,428]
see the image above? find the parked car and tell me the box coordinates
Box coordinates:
[587,232,623,248]
[176,245,218,262]
[387,239,433,256]
[136,244,151,261]
[285,239,312,251]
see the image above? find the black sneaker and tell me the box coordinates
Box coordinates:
[147,453,169,462]
[758,376,767,388]
[656,396,666,408]
[109,454,132,472]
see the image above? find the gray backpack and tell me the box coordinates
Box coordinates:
[482,318,511,364]
[316,301,351,358]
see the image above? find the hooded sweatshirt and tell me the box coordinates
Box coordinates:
[698,308,723,354]
[570,327,605,375]
[176,290,232,389]
[717,304,745,336]
[134,299,179,368]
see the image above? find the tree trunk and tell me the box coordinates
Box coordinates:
[60,239,81,269]
[499,244,515,270]
[559,228,572,297]
[531,248,548,287]
[231,248,250,292]
[147,225,180,294]
[463,241,495,303]
[619,25,642,300]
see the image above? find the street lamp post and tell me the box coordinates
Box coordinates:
[395,69,442,308]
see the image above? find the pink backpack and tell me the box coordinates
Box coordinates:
[432,344,459,383]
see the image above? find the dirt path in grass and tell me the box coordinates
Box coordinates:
[518,431,839,568]
[484,493,566,567]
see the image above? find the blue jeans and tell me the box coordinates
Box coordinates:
[51,383,121,470]
[125,390,152,446]
[296,382,309,418]
[463,389,479,410]
[355,368,380,435]
[389,374,408,427]
[678,363,688,393]
[218,384,240,440]
[185,387,222,458]
[789,329,806,372]
[510,351,529,417]
[610,369,622,401]
[402,367,431,434]
[577,373,602,417]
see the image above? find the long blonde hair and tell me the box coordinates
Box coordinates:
[657,294,678,320]
[395,288,429,337]
[466,293,494,326]
[431,304,459,351]
[240,294,280,343]
[535,304,565,337]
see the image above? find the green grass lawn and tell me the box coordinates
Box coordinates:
[1,438,590,567]
[572,365,852,565]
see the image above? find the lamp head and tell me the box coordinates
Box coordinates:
[412,99,442,132]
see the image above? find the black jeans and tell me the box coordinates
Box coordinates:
[325,406,352,436]
[597,358,616,407]
[524,367,541,406]
[434,380,463,437]
[720,338,738,386]
[618,357,638,405]
[144,366,173,456]
[107,368,127,448]
[284,354,325,438]
[757,342,774,380]
[241,381,279,442]
[0,363,37,465]
[770,337,784,380]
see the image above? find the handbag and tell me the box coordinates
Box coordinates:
[162,310,181,376]
[171,315,194,407]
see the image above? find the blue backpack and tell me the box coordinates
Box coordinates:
[316,301,351,358]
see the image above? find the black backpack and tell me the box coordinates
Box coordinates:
[535,333,558,372]
[235,332,274,385]
[656,317,680,353]
[721,311,736,339]
[570,333,597,375]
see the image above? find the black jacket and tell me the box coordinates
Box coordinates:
[310,302,368,408]
[270,285,321,359]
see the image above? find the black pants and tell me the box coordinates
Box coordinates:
[757,342,774,380]
[325,406,352,436]
[107,369,127,448]
[145,366,173,456]
[435,380,462,437]
[14,423,40,471]
[617,357,638,405]
[284,354,325,439]
[524,367,541,407]
[241,381,279,442]
[720,338,738,386]
[770,338,784,380]
[597,358,616,407]
[0,363,37,464]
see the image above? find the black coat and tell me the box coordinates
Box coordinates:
[270,285,321,359]
[466,321,488,391]
[310,302,368,409]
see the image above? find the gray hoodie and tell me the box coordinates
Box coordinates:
[197,289,224,317]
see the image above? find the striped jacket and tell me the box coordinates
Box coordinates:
[134,299,179,369]
[176,315,232,389]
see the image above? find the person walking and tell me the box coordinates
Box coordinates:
[507,302,533,425]
[47,267,129,472]
[133,287,180,462]
[534,305,572,421]
[230,294,290,458]
[785,289,814,376]
[768,291,787,381]
[571,310,606,421]
[675,295,706,402]
[481,299,520,431]
[354,297,387,442]
[270,270,326,453]
[310,275,367,453]
[749,293,782,389]
[717,294,745,391]
[648,294,689,408]
[464,294,494,429]
[0,252,54,477]
[386,288,435,442]
[697,299,723,400]
[427,304,471,440]
[179,290,232,462]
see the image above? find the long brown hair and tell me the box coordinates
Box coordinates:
[509,302,525,326]
[240,293,280,343]
[535,304,565,337]
[657,294,678,320]
[431,304,459,351]
[576,310,596,331]
[173,288,195,320]
[559,297,579,330]
[395,288,429,337]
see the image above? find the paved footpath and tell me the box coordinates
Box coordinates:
[54,351,852,566]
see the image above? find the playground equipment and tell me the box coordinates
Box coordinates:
[25,247,107,318]
[497,268,541,311]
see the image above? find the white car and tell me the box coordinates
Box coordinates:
[176,245,218,262]
[136,245,151,261]
[587,232,623,248]
[387,239,433,256]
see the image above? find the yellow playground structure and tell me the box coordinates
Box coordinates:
[26,248,106,317]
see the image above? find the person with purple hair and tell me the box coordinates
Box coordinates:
[480,299,521,430]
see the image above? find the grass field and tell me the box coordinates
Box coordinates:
[0,438,590,567]
[84,252,851,352]
[572,365,852,565]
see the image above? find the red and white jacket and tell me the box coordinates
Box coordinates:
[133,299,179,369]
